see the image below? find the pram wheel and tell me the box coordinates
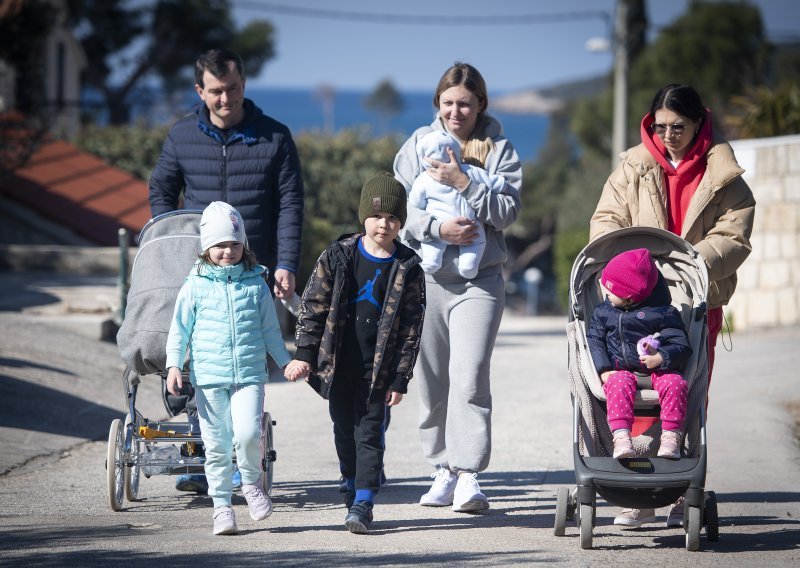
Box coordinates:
[579,503,594,549]
[704,491,719,541]
[554,487,575,536]
[106,419,124,512]
[685,504,702,551]
[260,412,276,496]
[123,414,141,502]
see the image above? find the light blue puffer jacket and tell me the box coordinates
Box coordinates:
[166,259,292,388]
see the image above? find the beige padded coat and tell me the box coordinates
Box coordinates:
[590,133,755,309]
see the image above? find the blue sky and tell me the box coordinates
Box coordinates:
[234,0,800,94]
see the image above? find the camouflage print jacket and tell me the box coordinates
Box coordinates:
[293,233,426,400]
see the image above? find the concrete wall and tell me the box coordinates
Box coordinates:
[726,134,800,330]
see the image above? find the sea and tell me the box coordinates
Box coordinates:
[88,85,549,162]
[240,88,550,163]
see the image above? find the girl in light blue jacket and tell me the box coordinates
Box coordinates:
[166,201,292,536]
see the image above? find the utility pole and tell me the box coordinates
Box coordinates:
[611,0,629,168]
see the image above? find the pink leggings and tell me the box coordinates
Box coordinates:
[603,370,688,432]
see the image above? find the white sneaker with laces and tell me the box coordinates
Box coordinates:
[242,483,273,520]
[212,506,238,535]
[419,466,457,506]
[452,472,489,512]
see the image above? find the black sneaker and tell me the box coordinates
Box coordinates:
[344,501,373,534]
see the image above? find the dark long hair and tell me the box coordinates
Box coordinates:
[648,84,706,122]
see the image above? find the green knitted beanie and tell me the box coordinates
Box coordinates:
[358,171,407,226]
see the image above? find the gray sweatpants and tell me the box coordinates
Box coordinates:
[416,269,505,473]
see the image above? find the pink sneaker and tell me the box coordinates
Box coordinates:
[658,430,681,459]
[612,430,635,459]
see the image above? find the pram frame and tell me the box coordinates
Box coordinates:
[555,227,719,551]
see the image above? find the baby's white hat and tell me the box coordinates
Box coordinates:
[200,201,247,251]
[416,130,462,165]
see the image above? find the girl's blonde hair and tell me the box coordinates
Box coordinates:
[461,136,496,168]
[196,246,259,274]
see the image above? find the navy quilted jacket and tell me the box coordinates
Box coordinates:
[586,276,692,374]
[149,99,304,274]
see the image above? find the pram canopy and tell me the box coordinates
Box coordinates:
[117,210,203,375]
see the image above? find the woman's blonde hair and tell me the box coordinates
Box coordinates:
[434,63,495,167]
[433,62,488,115]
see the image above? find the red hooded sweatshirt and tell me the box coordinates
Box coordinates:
[640,109,713,235]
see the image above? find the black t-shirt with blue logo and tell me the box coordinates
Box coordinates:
[338,237,395,379]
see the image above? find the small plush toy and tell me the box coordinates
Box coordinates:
[637,332,661,357]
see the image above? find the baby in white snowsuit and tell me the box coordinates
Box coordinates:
[409,130,506,278]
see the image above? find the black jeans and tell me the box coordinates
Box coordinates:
[328,373,387,492]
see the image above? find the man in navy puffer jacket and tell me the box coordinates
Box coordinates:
[149,48,304,301]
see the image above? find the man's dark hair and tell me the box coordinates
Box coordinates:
[195,48,245,88]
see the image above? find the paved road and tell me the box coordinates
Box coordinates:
[0,272,799,567]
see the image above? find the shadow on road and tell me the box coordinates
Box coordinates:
[0,374,121,439]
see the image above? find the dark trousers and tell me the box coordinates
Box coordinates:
[328,373,386,492]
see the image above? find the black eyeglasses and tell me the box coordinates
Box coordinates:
[652,122,687,137]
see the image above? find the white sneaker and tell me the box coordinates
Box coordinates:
[419,466,457,506]
[613,508,657,527]
[452,472,489,512]
[212,506,238,535]
[242,482,273,521]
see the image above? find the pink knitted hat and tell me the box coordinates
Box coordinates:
[601,248,658,303]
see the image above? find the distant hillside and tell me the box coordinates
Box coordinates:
[492,74,610,115]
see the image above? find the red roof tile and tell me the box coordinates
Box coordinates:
[0,139,151,245]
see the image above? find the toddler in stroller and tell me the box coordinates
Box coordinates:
[586,248,692,461]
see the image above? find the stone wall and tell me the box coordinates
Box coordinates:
[726,134,800,330]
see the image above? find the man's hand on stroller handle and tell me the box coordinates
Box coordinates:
[166,367,183,396]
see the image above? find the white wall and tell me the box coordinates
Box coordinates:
[726,134,800,330]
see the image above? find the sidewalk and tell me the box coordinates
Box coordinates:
[1,269,799,565]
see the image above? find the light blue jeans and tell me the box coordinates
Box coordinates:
[195,383,265,508]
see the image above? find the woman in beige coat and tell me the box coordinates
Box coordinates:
[590,83,755,529]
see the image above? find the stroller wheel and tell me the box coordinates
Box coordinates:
[260,412,276,496]
[123,414,141,502]
[579,504,594,549]
[704,491,719,542]
[554,487,570,536]
[106,419,124,512]
[685,505,702,551]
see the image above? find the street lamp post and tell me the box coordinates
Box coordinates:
[586,1,629,169]
[611,0,629,167]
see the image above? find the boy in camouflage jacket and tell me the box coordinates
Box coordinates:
[285,172,425,534]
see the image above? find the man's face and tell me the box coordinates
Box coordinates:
[195,61,245,129]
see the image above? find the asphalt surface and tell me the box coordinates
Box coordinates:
[0,271,799,567]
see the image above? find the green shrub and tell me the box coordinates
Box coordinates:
[553,228,589,312]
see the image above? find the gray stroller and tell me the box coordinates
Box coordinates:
[556,226,719,551]
[107,210,276,511]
